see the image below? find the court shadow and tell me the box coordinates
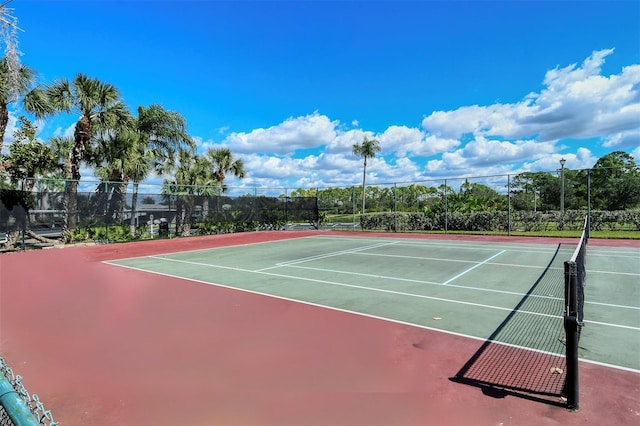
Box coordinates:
[450,243,569,408]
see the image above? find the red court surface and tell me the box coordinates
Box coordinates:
[1,231,639,425]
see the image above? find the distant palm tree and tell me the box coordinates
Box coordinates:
[113,105,193,235]
[0,56,34,152]
[47,136,74,183]
[24,73,130,240]
[206,147,246,194]
[205,147,245,224]
[163,149,210,236]
[90,130,135,223]
[352,136,381,215]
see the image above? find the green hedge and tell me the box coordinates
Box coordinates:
[359,210,640,232]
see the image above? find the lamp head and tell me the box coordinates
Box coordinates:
[560,158,566,167]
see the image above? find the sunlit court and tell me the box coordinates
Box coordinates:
[1,230,638,425]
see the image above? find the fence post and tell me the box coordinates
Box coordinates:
[587,170,591,239]
[394,183,398,232]
[352,186,356,229]
[507,174,511,236]
[444,179,448,234]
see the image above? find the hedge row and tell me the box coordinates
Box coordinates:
[358,210,640,232]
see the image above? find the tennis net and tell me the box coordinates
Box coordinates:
[563,214,589,410]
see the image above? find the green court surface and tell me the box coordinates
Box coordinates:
[107,235,640,372]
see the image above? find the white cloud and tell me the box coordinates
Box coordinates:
[378,125,460,157]
[53,123,75,139]
[224,112,337,155]
[243,154,304,179]
[603,130,640,149]
[424,136,557,175]
[12,50,639,191]
[422,49,640,145]
[325,128,371,154]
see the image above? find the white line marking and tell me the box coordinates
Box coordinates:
[135,255,565,323]
[271,241,400,268]
[104,259,640,374]
[442,250,506,285]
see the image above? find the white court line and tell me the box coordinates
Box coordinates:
[442,250,506,285]
[277,262,640,312]
[132,256,561,320]
[106,234,320,262]
[104,258,640,374]
[130,255,640,331]
[352,251,556,269]
[280,263,547,300]
[312,235,576,254]
[351,251,639,277]
[269,241,400,269]
[137,241,640,311]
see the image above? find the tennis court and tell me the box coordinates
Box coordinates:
[1,230,639,425]
[108,234,639,369]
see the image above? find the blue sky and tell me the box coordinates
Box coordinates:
[5,0,640,191]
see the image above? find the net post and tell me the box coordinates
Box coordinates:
[564,260,580,410]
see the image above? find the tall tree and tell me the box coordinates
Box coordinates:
[352,136,381,215]
[90,130,135,224]
[3,116,58,191]
[0,116,61,249]
[163,149,210,236]
[24,73,130,240]
[128,105,193,234]
[90,105,193,235]
[591,151,640,210]
[204,147,245,222]
[0,57,34,151]
[205,147,245,194]
[0,0,23,106]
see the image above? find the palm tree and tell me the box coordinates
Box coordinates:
[206,147,246,194]
[204,147,245,225]
[352,136,381,215]
[91,105,194,236]
[127,105,193,234]
[24,73,130,239]
[90,130,135,224]
[0,1,23,112]
[163,149,210,236]
[0,56,35,152]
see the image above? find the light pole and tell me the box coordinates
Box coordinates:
[560,158,566,212]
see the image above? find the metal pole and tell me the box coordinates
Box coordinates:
[352,186,356,230]
[444,179,448,234]
[587,169,591,239]
[285,188,288,230]
[560,158,566,212]
[507,174,511,236]
[394,183,398,232]
[21,179,25,250]
[0,377,39,425]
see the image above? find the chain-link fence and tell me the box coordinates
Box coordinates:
[1,167,638,249]
[0,357,56,426]
[317,167,640,233]
[0,180,318,249]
